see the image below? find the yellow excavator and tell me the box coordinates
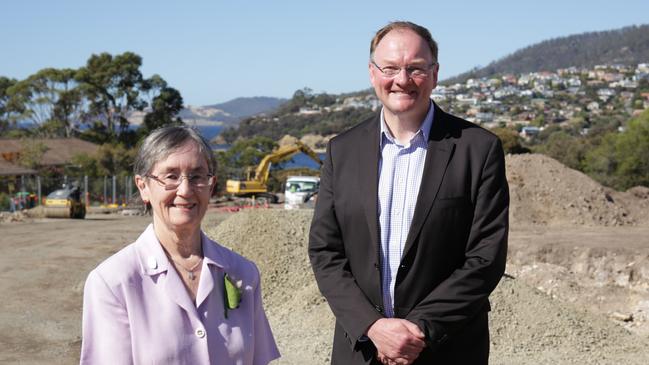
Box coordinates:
[226,141,323,203]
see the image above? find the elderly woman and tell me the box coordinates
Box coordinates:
[80,126,280,364]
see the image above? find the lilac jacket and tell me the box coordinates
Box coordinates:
[80,224,280,364]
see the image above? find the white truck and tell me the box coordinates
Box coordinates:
[284,176,320,209]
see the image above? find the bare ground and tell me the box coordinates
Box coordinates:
[0,214,151,364]
[207,209,649,365]
[2,154,649,364]
[2,210,649,364]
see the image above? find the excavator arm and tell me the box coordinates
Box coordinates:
[226,141,323,198]
[253,141,323,184]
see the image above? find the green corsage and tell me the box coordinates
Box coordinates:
[223,273,242,319]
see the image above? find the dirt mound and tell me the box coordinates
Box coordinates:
[278,134,299,146]
[490,276,649,364]
[205,209,649,364]
[0,206,48,222]
[506,225,649,338]
[506,154,649,227]
[0,211,28,223]
[206,210,333,364]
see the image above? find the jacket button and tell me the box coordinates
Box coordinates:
[195,328,206,338]
[147,257,157,269]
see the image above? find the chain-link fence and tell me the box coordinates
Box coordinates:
[1,175,137,211]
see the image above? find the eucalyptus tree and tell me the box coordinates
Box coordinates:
[48,68,83,137]
[9,69,60,126]
[2,51,184,142]
[141,85,184,133]
[75,52,149,140]
[0,76,19,133]
[2,68,83,137]
[75,52,184,145]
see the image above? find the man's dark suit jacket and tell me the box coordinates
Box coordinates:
[308,102,509,364]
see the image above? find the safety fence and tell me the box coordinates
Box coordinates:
[0,175,137,211]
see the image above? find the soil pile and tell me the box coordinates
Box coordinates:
[506,226,649,337]
[0,211,28,223]
[205,209,649,364]
[206,210,333,364]
[505,154,649,338]
[506,154,649,227]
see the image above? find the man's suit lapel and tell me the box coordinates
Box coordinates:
[358,114,381,257]
[402,104,455,259]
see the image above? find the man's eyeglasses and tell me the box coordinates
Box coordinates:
[371,60,436,79]
[146,173,215,190]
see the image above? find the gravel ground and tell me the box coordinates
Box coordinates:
[490,276,649,364]
[207,209,333,364]
[2,153,649,364]
[205,209,649,365]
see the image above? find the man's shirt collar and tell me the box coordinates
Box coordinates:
[379,99,434,148]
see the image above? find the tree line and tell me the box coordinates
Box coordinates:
[0,52,186,191]
[488,108,649,191]
[532,109,649,190]
[0,52,183,146]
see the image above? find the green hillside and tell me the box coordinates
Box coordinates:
[444,24,649,84]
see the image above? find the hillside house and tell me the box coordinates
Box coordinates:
[521,126,541,139]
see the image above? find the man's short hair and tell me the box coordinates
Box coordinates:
[370,21,438,63]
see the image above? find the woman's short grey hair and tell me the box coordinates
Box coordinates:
[134,125,217,177]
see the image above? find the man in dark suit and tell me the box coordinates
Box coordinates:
[308,21,509,365]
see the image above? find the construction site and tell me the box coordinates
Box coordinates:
[2,153,649,364]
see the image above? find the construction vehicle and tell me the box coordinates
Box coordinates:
[226,141,323,203]
[284,175,320,209]
[43,184,86,219]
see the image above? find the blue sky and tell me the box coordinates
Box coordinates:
[2,0,648,106]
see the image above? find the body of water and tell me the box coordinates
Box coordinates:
[194,125,224,141]
[283,152,326,169]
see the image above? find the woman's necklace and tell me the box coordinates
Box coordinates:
[169,256,203,280]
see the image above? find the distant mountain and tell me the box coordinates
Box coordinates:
[179,96,287,126]
[444,24,649,84]
[208,96,287,119]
